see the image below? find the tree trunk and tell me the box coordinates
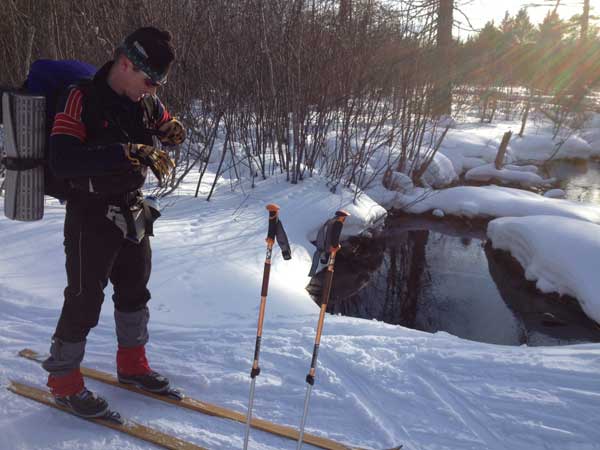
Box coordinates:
[495,131,512,170]
[433,0,453,117]
[581,0,590,41]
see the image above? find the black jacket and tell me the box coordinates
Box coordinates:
[49,61,171,197]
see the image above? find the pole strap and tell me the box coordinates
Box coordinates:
[275,220,292,260]
[265,203,292,260]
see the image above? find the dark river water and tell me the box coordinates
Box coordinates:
[542,159,600,204]
[308,159,600,346]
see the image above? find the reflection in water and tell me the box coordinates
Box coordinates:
[307,215,600,346]
[411,224,524,345]
[307,228,429,328]
[485,244,600,345]
[543,159,600,204]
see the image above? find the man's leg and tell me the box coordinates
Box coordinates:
[110,236,169,392]
[43,207,122,415]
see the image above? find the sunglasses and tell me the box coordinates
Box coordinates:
[134,67,167,88]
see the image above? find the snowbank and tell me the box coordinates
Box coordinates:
[437,118,600,181]
[422,151,458,187]
[465,163,552,187]
[487,216,600,324]
[509,133,599,162]
[396,185,600,224]
[581,112,600,150]
[438,124,505,175]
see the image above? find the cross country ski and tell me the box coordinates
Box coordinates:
[8,380,206,450]
[18,349,402,450]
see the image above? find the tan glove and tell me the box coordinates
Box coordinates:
[158,118,186,146]
[124,143,175,185]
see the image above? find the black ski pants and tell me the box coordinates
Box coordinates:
[54,198,152,343]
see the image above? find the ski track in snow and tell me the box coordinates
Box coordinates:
[2,267,600,449]
[0,270,600,450]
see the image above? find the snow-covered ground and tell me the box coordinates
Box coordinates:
[2,113,600,450]
[438,115,600,178]
[422,114,600,189]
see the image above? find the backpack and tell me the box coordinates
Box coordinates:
[25,59,97,200]
[1,60,96,220]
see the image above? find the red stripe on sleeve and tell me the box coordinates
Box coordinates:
[158,108,170,126]
[52,89,86,142]
[70,90,83,121]
[51,112,86,141]
[65,89,76,117]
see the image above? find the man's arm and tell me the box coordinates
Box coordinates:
[149,95,185,146]
[146,94,172,128]
[49,88,132,178]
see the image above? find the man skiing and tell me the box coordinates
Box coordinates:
[42,26,186,418]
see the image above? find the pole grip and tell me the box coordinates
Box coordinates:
[328,210,349,250]
[266,203,280,242]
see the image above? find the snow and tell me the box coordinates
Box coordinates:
[421,151,458,187]
[438,123,505,175]
[509,133,599,163]
[465,163,552,187]
[362,113,600,192]
[544,189,567,199]
[487,216,600,324]
[429,117,600,188]
[2,171,600,450]
[395,185,600,224]
[2,112,600,450]
[581,113,600,151]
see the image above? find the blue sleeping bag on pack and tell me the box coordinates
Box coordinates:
[26,59,97,132]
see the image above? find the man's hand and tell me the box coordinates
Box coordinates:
[124,143,175,185]
[158,118,186,146]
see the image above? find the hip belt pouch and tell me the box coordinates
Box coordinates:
[106,196,161,243]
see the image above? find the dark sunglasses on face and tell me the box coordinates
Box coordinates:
[134,67,167,88]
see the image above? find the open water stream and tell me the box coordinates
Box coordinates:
[308,159,600,346]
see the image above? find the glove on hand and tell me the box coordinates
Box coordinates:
[158,118,186,145]
[124,143,175,185]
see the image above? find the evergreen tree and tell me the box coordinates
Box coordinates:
[512,8,535,44]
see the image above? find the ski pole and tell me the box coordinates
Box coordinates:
[296,210,350,450]
[243,203,283,450]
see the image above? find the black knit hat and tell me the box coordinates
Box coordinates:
[118,27,175,85]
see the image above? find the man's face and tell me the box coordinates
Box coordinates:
[123,60,160,102]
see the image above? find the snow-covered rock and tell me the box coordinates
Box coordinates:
[421,151,458,187]
[387,171,414,193]
[544,189,566,199]
[465,163,552,187]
